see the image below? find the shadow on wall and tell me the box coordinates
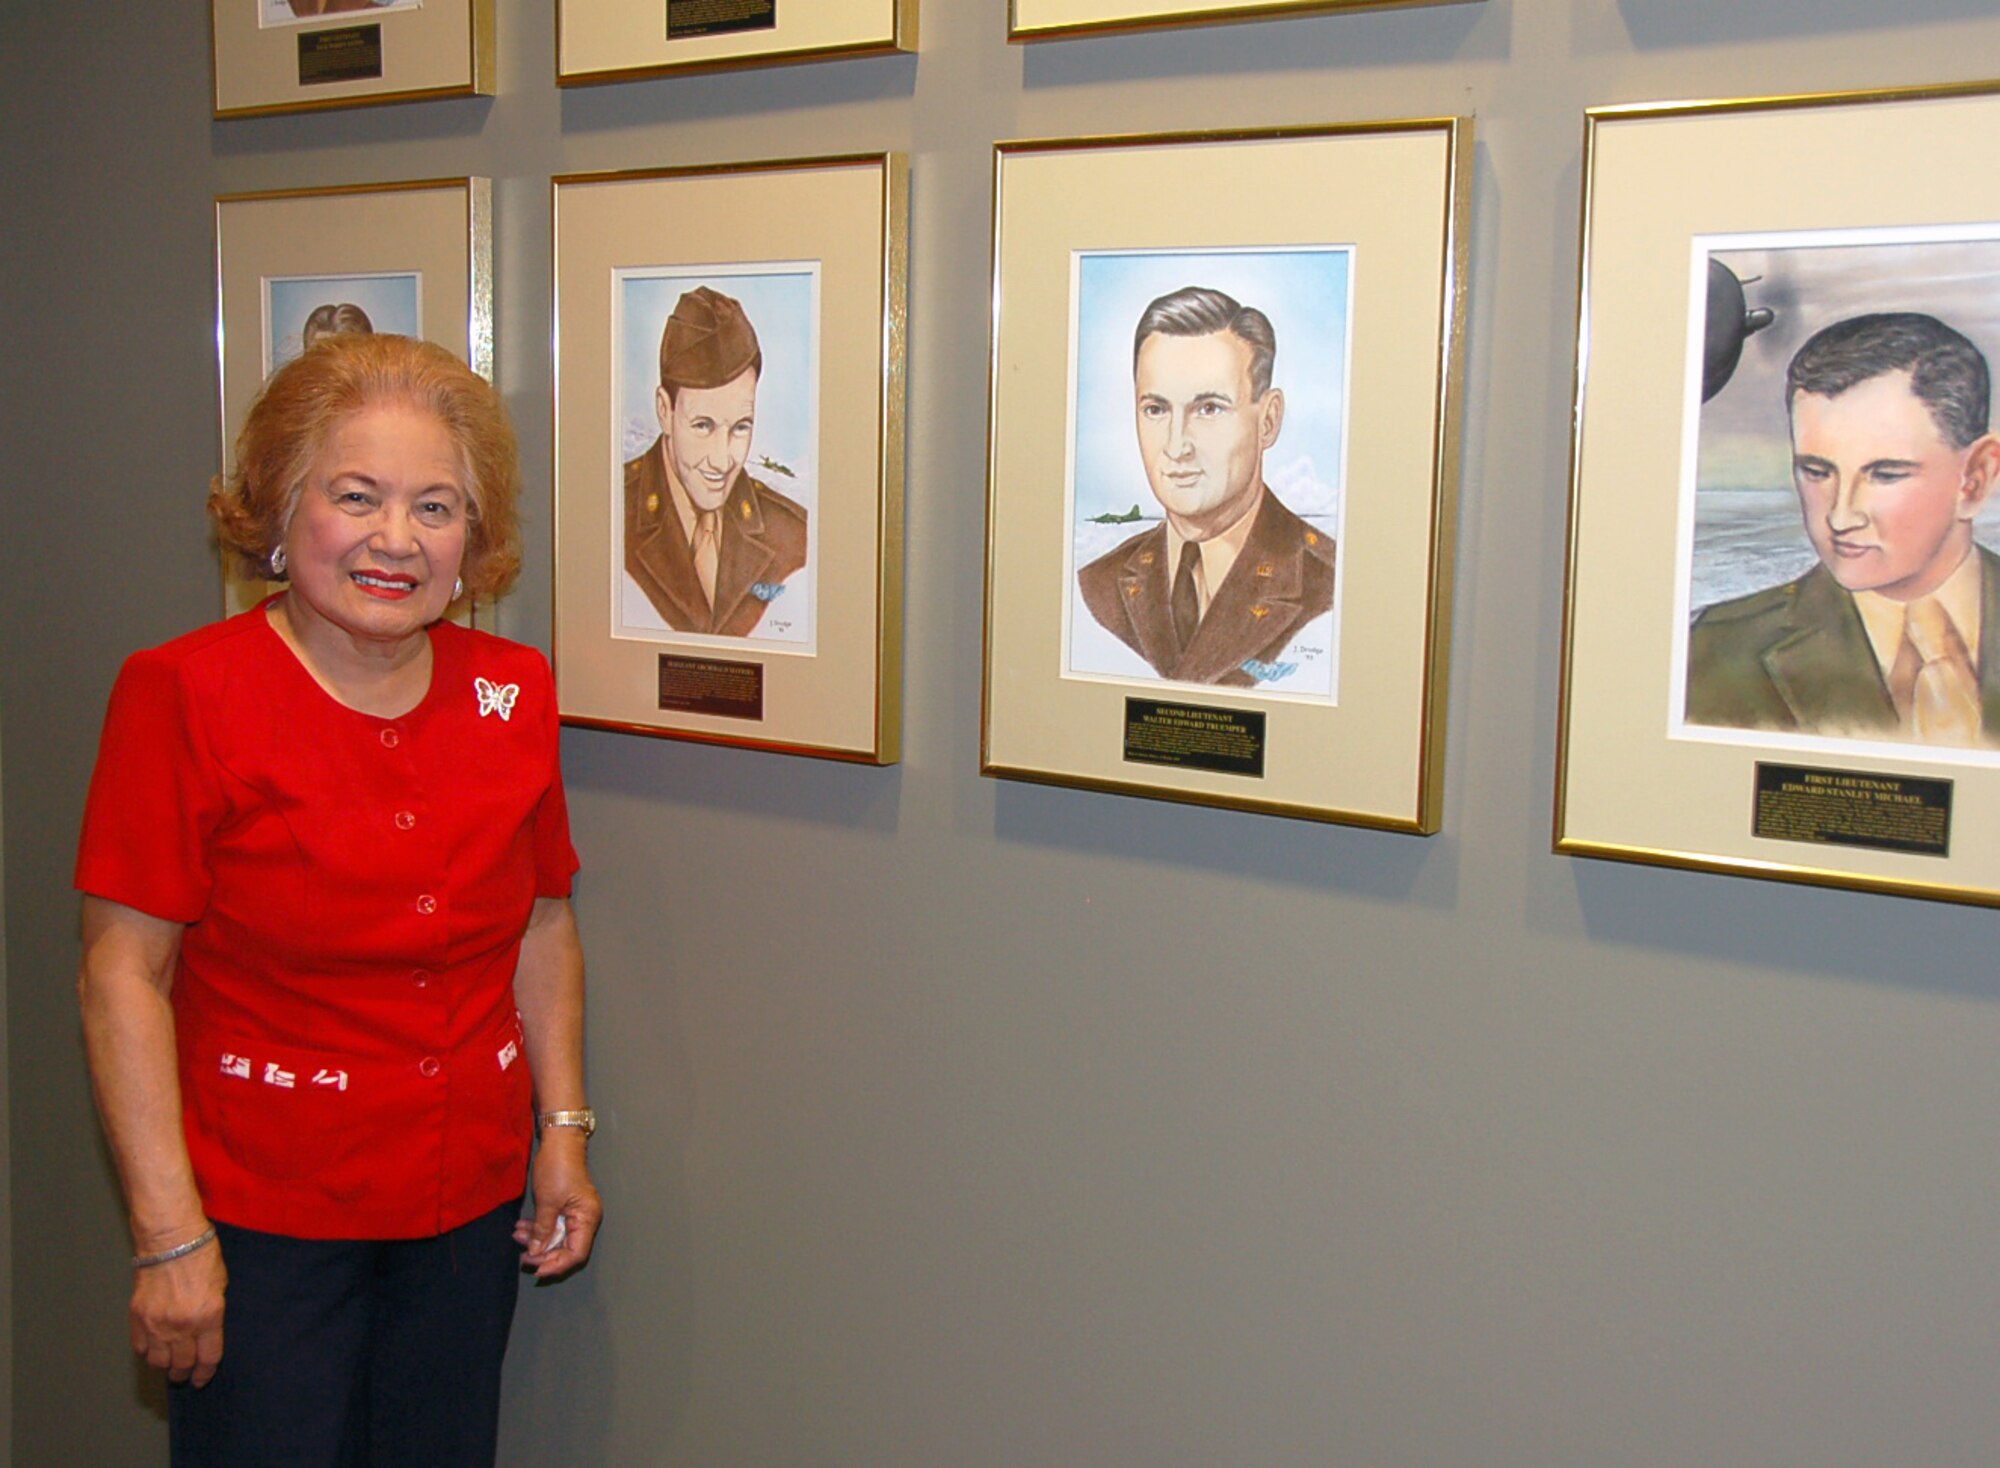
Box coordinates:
[499,1036,696,1461]
[564,726,905,836]
[501,1267,629,1468]
[1612,0,1999,47]
[993,777,1460,910]
[208,93,491,159]
[1545,851,2000,1006]
[495,868,700,1464]
[558,50,917,136]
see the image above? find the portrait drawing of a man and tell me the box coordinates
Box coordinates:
[1076,285,1336,690]
[302,301,375,348]
[265,273,417,376]
[1686,311,2000,748]
[272,0,415,19]
[623,285,809,639]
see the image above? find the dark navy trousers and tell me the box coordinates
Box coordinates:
[168,1198,522,1468]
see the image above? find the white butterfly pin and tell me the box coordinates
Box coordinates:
[475,676,520,721]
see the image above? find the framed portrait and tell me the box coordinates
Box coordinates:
[1009,0,1479,43]
[215,178,492,619]
[983,122,1472,829]
[552,154,907,763]
[1557,81,2000,905]
[212,0,492,117]
[558,0,915,86]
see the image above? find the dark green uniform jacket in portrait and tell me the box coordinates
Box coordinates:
[623,437,809,639]
[1077,488,1336,689]
[1685,543,2000,739]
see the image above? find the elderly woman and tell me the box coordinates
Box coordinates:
[75,333,601,1466]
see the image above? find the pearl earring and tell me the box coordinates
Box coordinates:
[269,546,287,577]
[453,576,464,600]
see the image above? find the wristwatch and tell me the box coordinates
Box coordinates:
[537,1107,597,1139]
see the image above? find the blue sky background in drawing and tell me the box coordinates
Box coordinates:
[1068,246,1351,525]
[616,266,818,492]
[264,272,420,375]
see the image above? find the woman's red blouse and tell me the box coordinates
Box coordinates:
[75,606,579,1239]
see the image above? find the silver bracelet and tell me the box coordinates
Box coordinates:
[133,1225,217,1270]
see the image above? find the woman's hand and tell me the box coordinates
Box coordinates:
[512,896,600,1280]
[79,897,225,1382]
[131,1234,228,1386]
[515,1132,602,1280]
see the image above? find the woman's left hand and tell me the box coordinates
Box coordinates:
[515,1131,601,1279]
[511,897,600,1279]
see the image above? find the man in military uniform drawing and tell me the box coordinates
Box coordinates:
[1686,312,2000,748]
[1077,285,1336,689]
[624,286,808,638]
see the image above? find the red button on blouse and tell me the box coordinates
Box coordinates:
[76,606,579,1240]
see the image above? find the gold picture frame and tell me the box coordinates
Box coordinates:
[983,122,1471,829]
[558,0,915,86]
[1008,0,1478,43]
[212,0,492,118]
[1556,80,2000,906]
[214,178,493,622]
[552,154,907,763]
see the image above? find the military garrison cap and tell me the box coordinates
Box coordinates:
[658,286,762,391]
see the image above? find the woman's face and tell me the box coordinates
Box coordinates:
[281,401,470,649]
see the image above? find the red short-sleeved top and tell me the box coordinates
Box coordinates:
[75,604,580,1239]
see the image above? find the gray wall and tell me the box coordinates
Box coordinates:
[9,1,2000,1463]
[0,658,10,1463]
[0,8,16,1391]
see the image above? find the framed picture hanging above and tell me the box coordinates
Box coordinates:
[983,121,1472,829]
[1557,80,2000,906]
[212,0,492,117]
[1009,0,1479,44]
[214,178,492,620]
[559,0,915,86]
[552,154,908,763]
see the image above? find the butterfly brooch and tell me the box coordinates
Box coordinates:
[475,677,521,721]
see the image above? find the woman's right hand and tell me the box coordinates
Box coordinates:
[79,897,222,1387]
[131,1233,228,1387]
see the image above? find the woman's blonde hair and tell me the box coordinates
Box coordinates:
[208,334,522,604]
